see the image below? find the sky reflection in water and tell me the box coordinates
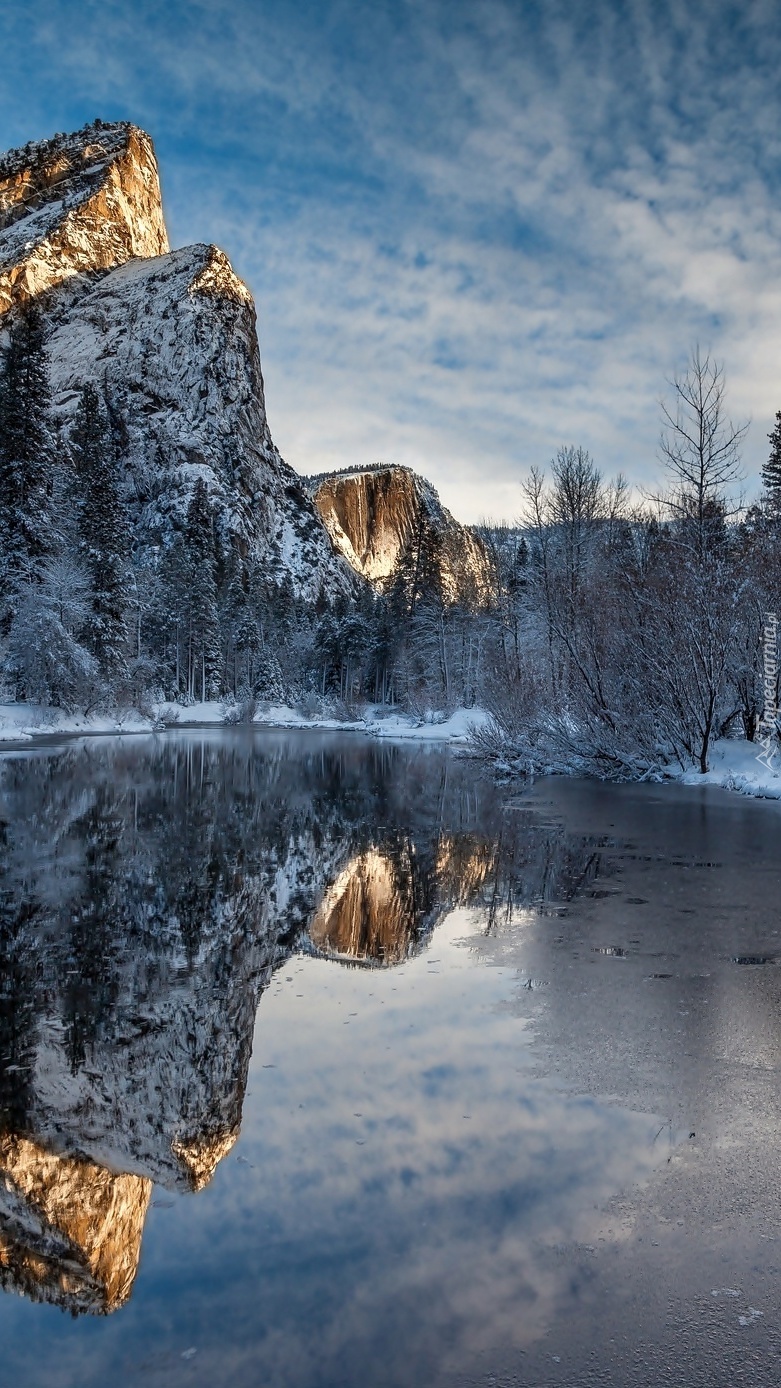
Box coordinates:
[0,733,672,1387]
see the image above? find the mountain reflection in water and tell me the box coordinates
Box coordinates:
[0,733,611,1317]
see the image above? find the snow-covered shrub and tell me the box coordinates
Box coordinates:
[223,694,257,725]
[4,574,100,711]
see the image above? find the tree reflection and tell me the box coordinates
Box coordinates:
[0,734,608,1314]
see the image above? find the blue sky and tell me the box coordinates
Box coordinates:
[2,0,781,522]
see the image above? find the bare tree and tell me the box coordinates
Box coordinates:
[639,549,741,773]
[659,347,748,554]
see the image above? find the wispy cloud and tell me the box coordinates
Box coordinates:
[2,0,781,519]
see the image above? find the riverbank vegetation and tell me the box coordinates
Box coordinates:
[0,311,779,777]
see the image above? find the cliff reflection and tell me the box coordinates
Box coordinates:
[0,733,609,1315]
[0,1135,150,1315]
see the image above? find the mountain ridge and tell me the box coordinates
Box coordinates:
[0,121,169,316]
[0,119,357,603]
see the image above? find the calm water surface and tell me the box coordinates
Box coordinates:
[1,732,781,1386]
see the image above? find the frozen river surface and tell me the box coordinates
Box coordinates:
[0,731,780,1386]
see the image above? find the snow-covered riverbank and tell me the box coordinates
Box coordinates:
[0,701,493,747]
[3,701,779,803]
[676,738,781,800]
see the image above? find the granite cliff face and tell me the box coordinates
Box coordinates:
[309,835,496,966]
[46,244,323,561]
[311,465,493,602]
[310,843,441,965]
[0,121,354,597]
[0,1135,150,1315]
[0,122,168,315]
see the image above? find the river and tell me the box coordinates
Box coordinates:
[0,731,780,1386]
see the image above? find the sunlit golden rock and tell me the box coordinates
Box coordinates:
[311,465,493,601]
[310,846,424,965]
[0,1134,151,1315]
[172,1127,239,1193]
[310,835,495,966]
[0,122,168,316]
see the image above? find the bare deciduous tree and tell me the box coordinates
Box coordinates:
[659,347,748,554]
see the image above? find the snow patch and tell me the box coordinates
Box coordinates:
[676,739,781,801]
[0,701,492,747]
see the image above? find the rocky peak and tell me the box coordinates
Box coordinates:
[0,1133,150,1315]
[0,120,168,316]
[310,464,494,601]
[0,119,356,600]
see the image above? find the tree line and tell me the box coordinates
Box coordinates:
[1,305,779,775]
[478,348,781,775]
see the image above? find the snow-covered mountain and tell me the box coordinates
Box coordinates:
[310,464,494,601]
[0,120,355,598]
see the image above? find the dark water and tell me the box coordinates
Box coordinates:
[1,732,781,1386]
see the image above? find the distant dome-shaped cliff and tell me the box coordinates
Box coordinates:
[310,464,494,602]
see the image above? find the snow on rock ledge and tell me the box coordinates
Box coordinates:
[0,121,168,315]
[47,243,349,582]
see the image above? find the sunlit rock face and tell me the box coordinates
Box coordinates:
[311,465,493,601]
[0,122,168,316]
[312,467,423,585]
[0,121,355,599]
[309,835,497,965]
[0,1134,150,1315]
[310,844,431,965]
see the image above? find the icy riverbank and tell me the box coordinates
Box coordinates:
[4,702,778,803]
[675,737,781,799]
[0,701,493,747]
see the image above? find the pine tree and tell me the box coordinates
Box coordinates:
[0,304,55,633]
[153,533,191,697]
[71,383,130,681]
[763,411,781,503]
[6,555,98,709]
[255,646,285,702]
[184,478,220,701]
